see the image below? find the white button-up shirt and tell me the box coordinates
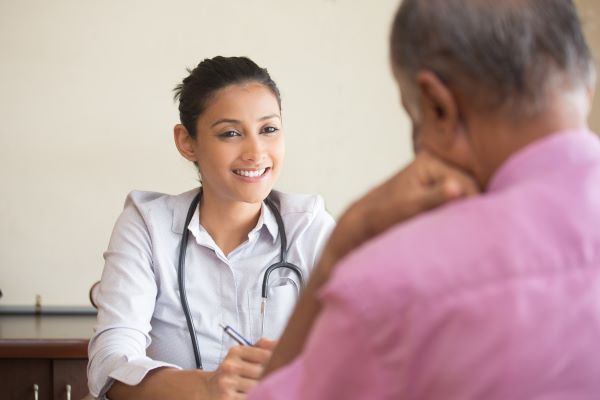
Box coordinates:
[87,189,335,398]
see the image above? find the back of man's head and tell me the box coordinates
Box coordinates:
[391,0,596,116]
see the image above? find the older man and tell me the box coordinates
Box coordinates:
[250,0,600,399]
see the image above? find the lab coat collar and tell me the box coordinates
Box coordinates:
[258,200,279,244]
[171,188,201,235]
[171,188,278,244]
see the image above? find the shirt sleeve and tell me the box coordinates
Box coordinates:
[87,197,180,399]
[248,288,383,400]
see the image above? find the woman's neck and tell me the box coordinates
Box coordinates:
[199,189,263,256]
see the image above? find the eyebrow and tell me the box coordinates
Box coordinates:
[210,114,281,128]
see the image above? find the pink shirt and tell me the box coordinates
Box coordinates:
[249,130,600,400]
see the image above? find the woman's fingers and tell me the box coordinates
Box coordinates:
[228,344,272,365]
[209,343,275,397]
[234,376,261,394]
[254,338,278,351]
[220,356,264,379]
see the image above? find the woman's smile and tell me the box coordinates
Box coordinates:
[232,167,270,179]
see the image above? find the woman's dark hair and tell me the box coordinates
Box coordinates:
[173,56,281,138]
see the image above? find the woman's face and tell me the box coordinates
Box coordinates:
[190,82,284,205]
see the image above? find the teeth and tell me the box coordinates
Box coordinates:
[234,168,266,178]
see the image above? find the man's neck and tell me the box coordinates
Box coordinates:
[468,89,590,188]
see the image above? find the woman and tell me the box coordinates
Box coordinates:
[87,56,335,400]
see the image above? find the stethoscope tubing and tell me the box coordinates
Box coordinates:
[178,190,203,369]
[178,189,304,369]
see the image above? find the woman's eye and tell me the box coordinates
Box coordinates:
[219,130,241,138]
[262,126,279,134]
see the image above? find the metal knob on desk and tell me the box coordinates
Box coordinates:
[33,384,39,400]
[66,384,72,400]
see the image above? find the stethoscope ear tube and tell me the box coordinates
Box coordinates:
[178,190,203,369]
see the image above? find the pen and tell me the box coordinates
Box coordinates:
[219,323,252,346]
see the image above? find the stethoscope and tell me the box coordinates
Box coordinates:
[177,188,304,369]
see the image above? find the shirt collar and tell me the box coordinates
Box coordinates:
[171,188,279,244]
[487,129,600,192]
[171,188,201,235]
[259,200,280,244]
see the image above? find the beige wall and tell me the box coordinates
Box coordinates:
[1,1,598,307]
[577,0,600,131]
[0,0,409,307]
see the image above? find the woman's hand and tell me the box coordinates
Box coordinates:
[206,338,277,399]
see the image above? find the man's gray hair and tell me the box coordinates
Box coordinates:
[391,0,596,115]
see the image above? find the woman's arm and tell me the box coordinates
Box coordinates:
[88,195,169,397]
[108,368,211,400]
[108,339,276,400]
[265,152,480,374]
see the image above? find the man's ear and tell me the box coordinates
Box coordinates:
[416,70,475,173]
[416,70,461,150]
[174,124,197,162]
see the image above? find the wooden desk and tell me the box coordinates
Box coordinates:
[0,313,97,400]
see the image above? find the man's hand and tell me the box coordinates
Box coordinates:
[265,151,479,375]
[326,151,480,269]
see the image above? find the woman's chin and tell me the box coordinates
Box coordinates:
[233,189,273,205]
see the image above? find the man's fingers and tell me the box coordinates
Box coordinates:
[419,180,458,211]
[441,179,464,199]
[418,152,480,197]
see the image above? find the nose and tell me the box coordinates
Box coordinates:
[241,135,266,163]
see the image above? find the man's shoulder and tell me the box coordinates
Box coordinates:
[328,164,600,306]
[325,195,503,303]
[363,195,493,265]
